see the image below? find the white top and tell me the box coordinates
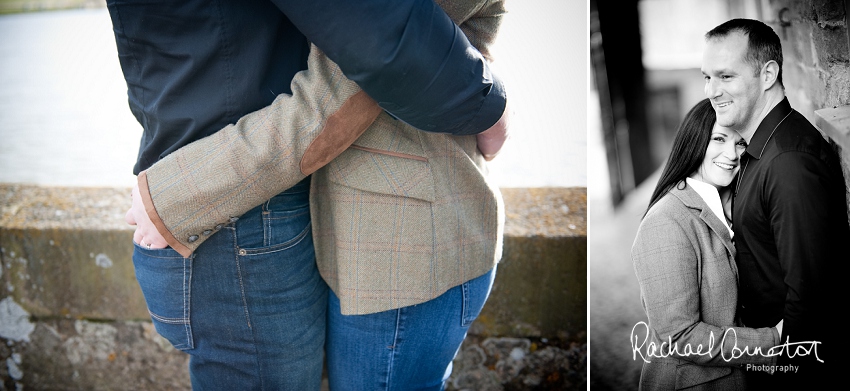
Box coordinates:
[686,177,734,238]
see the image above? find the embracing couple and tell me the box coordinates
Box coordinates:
[632,18,849,390]
[111,0,510,390]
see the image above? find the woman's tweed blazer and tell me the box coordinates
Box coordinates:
[137,0,506,315]
[632,183,779,390]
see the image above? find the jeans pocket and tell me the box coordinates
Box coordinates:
[132,243,194,350]
[261,191,311,250]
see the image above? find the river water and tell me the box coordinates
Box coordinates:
[0,2,586,189]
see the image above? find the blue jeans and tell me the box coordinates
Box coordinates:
[132,178,327,390]
[326,267,496,391]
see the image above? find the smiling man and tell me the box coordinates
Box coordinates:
[702,18,848,388]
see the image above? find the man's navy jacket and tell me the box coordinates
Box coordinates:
[106,0,506,174]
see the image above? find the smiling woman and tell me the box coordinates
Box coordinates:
[691,123,746,189]
[631,98,780,391]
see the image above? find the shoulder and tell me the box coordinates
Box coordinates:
[635,189,695,248]
[770,111,836,160]
[643,186,697,224]
[762,112,843,180]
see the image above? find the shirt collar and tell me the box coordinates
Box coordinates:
[745,97,792,160]
[685,177,733,238]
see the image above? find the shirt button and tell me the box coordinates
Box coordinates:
[202,230,212,236]
[215,224,223,230]
[229,217,239,223]
[188,235,199,243]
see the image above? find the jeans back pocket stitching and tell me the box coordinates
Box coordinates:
[461,281,472,327]
[148,311,189,324]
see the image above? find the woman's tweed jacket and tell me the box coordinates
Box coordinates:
[632,184,779,390]
[137,0,506,315]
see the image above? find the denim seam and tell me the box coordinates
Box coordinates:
[385,308,403,390]
[230,225,264,384]
[263,211,270,247]
[261,196,271,247]
[232,234,253,330]
[183,256,194,349]
[461,280,472,327]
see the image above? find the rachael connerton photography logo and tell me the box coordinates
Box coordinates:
[630,321,823,363]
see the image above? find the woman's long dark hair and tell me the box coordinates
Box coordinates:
[644,98,717,217]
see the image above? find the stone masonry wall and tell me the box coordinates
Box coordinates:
[0,185,586,390]
[762,0,850,213]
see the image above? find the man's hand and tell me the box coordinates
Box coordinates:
[126,182,168,250]
[476,103,511,161]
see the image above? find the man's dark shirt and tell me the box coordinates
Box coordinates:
[732,97,849,369]
[106,0,506,174]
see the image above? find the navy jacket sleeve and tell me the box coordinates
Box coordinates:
[271,0,506,135]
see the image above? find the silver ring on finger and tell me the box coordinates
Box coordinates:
[145,242,152,250]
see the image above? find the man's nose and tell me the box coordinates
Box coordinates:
[705,78,720,98]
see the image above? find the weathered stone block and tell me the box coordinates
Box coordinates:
[1,185,147,320]
[473,188,587,339]
[765,0,849,119]
[784,21,817,66]
[815,105,850,222]
[1,319,190,391]
[2,228,148,320]
[826,62,850,107]
[812,27,849,65]
[815,105,850,149]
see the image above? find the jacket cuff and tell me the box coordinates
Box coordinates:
[138,171,193,258]
[460,74,507,136]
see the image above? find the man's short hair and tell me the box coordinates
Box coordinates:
[706,18,783,87]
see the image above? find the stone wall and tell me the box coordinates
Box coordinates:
[773,0,849,116]
[763,0,850,213]
[0,184,587,390]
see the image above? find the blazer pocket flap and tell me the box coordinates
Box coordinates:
[675,363,731,389]
[324,145,436,203]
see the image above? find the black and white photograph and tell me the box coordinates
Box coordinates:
[589,0,850,390]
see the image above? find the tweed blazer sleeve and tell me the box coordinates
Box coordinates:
[137,0,506,258]
[632,188,779,370]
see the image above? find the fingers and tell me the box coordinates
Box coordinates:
[133,226,169,249]
[125,208,137,225]
[133,229,143,246]
[126,188,137,225]
[475,106,511,160]
[128,182,168,249]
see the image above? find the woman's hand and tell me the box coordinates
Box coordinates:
[476,103,511,161]
[125,182,169,250]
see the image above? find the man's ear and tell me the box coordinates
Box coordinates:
[761,60,780,90]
